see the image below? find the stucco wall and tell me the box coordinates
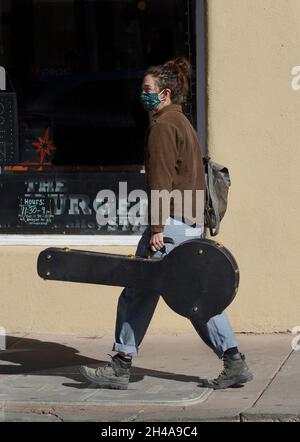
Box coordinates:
[0,245,191,335]
[206,0,300,331]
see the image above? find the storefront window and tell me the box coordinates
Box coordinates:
[0,0,202,235]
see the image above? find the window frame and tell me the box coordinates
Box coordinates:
[0,0,207,246]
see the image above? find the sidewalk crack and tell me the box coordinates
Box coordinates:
[249,349,294,411]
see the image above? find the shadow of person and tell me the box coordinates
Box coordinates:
[0,335,101,375]
[63,365,201,390]
[0,335,201,389]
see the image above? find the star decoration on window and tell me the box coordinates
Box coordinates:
[32,128,56,164]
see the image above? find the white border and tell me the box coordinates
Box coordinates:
[0,235,141,246]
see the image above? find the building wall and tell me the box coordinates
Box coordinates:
[206,0,300,331]
[0,245,191,335]
[1,0,300,335]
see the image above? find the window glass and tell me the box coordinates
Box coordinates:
[0,0,199,234]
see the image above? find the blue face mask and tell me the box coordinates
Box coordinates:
[140,90,165,111]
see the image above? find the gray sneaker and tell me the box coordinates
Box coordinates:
[199,353,253,390]
[79,354,131,390]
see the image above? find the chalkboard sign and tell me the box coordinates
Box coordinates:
[0,92,19,165]
[19,195,54,226]
[0,172,147,234]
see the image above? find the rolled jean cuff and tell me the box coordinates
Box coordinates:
[112,342,138,356]
[214,340,239,359]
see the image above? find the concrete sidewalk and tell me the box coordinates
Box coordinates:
[0,332,298,422]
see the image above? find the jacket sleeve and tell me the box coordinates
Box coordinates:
[146,122,178,233]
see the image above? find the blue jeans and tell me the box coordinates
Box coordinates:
[112,217,238,358]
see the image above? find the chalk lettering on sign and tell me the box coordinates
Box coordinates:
[19,196,54,225]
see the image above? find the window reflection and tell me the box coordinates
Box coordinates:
[0,0,196,172]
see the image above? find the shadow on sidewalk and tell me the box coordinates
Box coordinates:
[0,336,201,389]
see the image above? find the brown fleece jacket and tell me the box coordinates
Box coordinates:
[145,103,205,233]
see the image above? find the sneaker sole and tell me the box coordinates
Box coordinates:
[79,367,129,390]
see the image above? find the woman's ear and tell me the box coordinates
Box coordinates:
[160,88,171,102]
[164,88,171,98]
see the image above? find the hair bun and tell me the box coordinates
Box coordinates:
[163,57,192,77]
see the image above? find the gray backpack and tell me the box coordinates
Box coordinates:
[203,157,231,236]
